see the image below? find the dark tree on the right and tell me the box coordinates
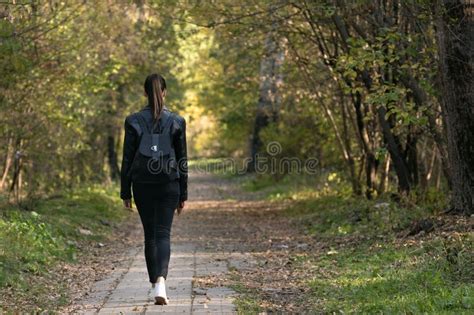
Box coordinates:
[435,0,474,215]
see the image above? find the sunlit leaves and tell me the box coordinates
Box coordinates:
[0,1,184,192]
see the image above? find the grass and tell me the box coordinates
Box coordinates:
[307,235,473,313]
[0,184,130,310]
[285,194,435,240]
[229,273,264,314]
[231,171,473,314]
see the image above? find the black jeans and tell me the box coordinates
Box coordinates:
[132,180,180,283]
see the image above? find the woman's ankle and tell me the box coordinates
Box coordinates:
[157,276,166,283]
[151,275,165,287]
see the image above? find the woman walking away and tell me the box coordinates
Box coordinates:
[120,73,188,305]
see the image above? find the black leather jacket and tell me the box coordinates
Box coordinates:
[120,105,188,202]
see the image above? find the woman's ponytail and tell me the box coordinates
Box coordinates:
[144,73,167,127]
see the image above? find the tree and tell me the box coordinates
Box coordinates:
[248,13,286,172]
[435,0,474,214]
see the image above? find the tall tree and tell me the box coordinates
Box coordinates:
[435,0,474,214]
[248,28,285,172]
[248,5,286,172]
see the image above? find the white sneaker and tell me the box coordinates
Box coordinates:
[153,276,169,305]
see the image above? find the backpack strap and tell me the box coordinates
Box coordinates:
[135,110,173,135]
[135,112,151,135]
[159,111,174,134]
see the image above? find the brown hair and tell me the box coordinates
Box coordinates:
[144,73,167,126]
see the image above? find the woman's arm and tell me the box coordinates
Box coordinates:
[120,115,138,200]
[174,116,188,202]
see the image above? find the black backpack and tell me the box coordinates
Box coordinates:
[129,110,179,183]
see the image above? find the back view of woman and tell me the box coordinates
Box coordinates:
[120,73,188,305]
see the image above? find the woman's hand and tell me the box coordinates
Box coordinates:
[176,201,185,215]
[123,199,133,210]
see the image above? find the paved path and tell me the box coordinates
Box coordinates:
[84,244,235,314]
[74,171,240,314]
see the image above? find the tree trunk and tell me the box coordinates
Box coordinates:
[377,156,391,194]
[377,106,412,193]
[405,131,419,186]
[353,91,377,199]
[1,136,13,190]
[340,93,361,195]
[107,133,120,181]
[436,0,474,214]
[248,18,285,172]
[9,139,23,202]
[399,74,452,188]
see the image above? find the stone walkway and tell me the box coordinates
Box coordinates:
[74,171,240,314]
[76,241,236,314]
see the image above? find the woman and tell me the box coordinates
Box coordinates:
[120,73,188,305]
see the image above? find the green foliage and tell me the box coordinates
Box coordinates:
[167,21,259,156]
[0,211,71,284]
[0,0,464,310]
[287,194,438,238]
[336,24,436,142]
[1,0,449,201]
[0,185,128,289]
[244,170,447,237]
[0,1,185,195]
